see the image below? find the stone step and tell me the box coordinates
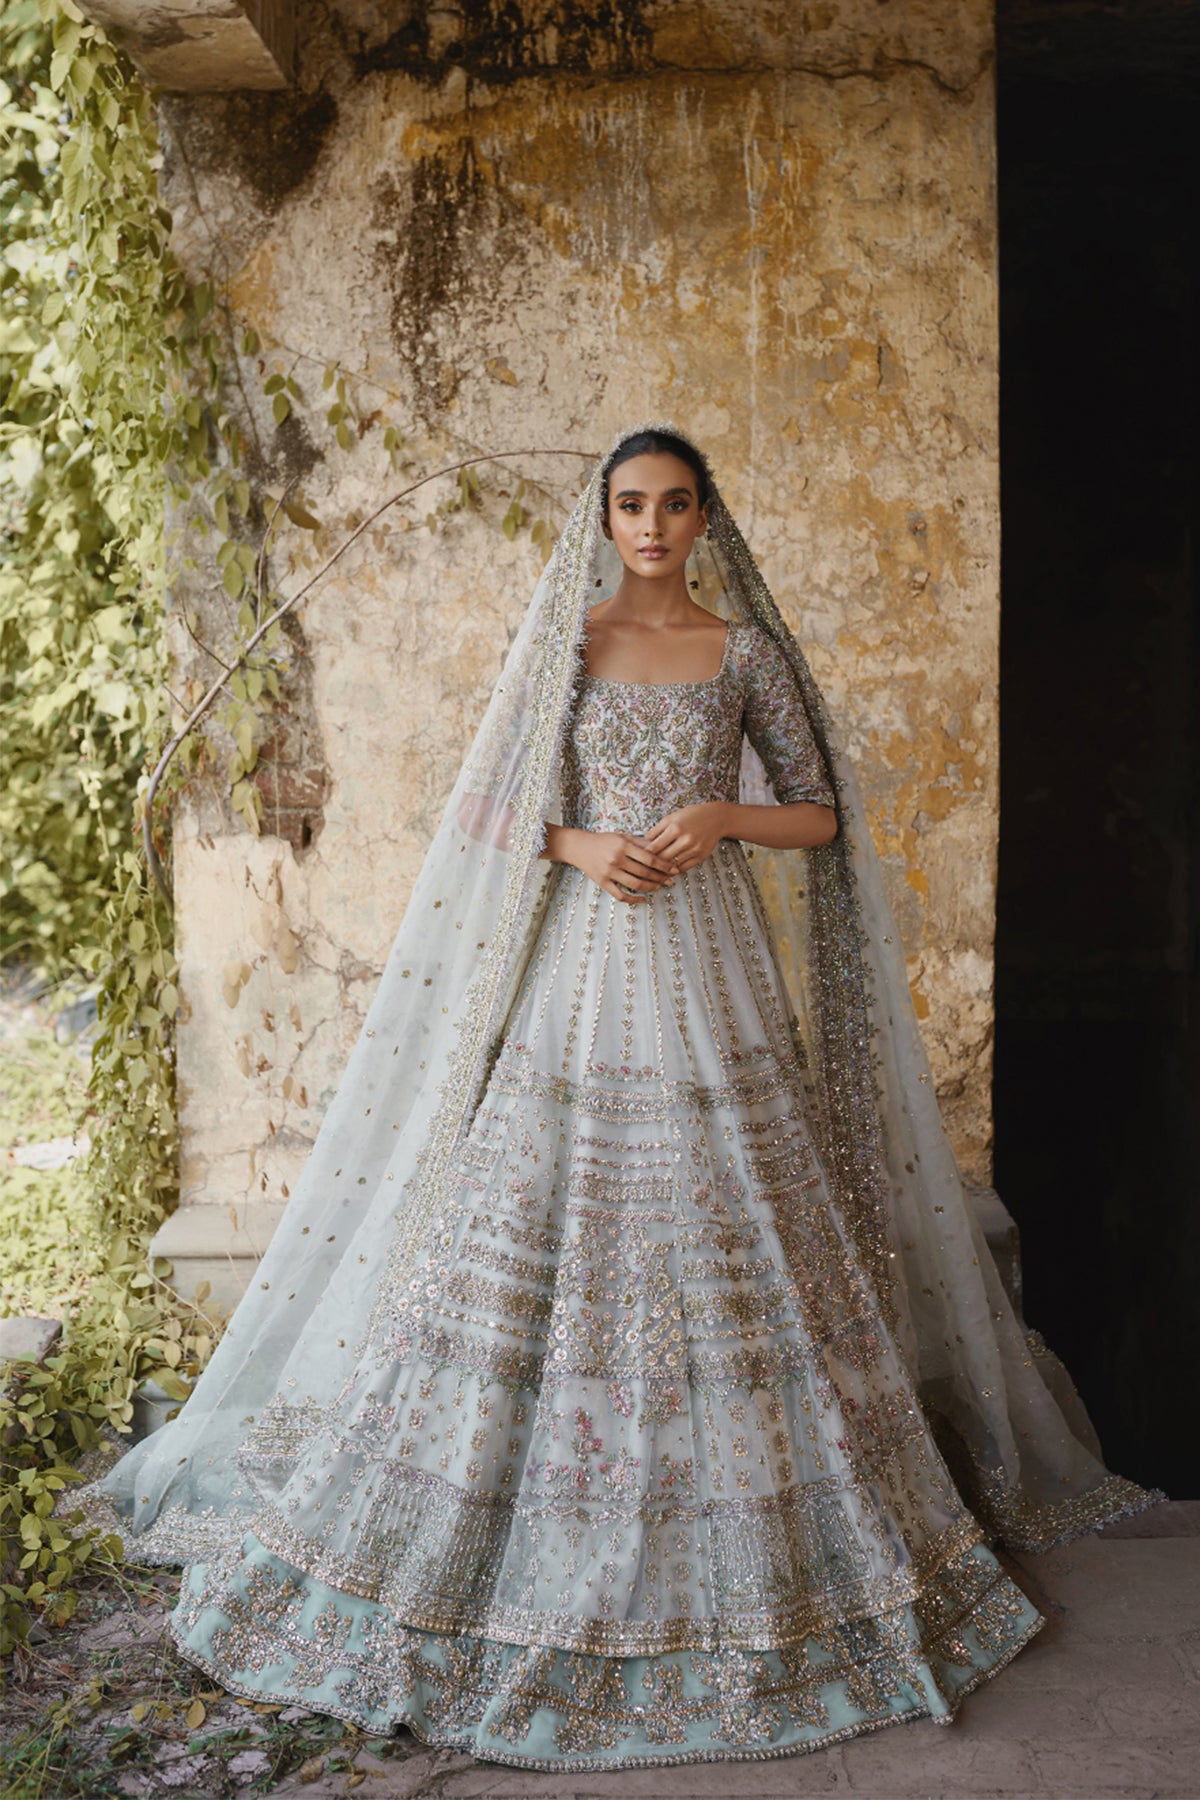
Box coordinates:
[0,1313,62,1369]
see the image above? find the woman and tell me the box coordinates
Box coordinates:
[65,425,1160,1770]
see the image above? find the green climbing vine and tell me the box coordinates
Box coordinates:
[0,0,569,1657]
[0,0,214,1655]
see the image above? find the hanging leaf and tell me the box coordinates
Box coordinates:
[282,498,322,530]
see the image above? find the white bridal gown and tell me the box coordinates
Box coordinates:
[154,621,1051,1769]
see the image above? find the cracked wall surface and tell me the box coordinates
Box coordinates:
[163,0,1000,1266]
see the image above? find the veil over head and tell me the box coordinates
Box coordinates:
[68,422,1156,1561]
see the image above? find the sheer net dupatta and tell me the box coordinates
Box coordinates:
[61,481,610,1562]
[692,491,1161,1551]
[61,423,1160,1567]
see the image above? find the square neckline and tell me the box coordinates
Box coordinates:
[581,620,733,690]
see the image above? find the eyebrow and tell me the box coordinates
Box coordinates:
[614,486,694,499]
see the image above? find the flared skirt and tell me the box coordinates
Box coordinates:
[168,843,1042,1769]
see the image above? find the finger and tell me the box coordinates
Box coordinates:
[618,856,676,885]
[633,842,680,872]
[625,838,679,874]
[613,858,651,885]
[623,862,674,885]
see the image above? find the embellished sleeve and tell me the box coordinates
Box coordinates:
[740,627,837,807]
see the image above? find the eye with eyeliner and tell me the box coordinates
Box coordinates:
[618,498,691,513]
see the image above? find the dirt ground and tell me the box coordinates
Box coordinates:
[0,1551,446,1799]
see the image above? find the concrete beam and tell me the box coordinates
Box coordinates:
[76,0,293,91]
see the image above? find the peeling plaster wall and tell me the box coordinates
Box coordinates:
[163,0,1000,1268]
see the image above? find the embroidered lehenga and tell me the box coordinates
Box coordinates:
[63,428,1160,1771]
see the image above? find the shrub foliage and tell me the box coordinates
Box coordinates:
[0,0,210,1655]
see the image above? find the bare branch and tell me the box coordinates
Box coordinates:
[141,447,596,907]
[180,607,233,674]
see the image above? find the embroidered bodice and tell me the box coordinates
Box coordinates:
[561,620,835,833]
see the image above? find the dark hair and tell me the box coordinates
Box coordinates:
[601,430,711,510]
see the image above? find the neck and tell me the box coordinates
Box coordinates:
[605,568,694,621]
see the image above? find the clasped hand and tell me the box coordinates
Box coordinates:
[573,802,729,903]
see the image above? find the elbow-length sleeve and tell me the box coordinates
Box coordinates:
[740,626,837,807]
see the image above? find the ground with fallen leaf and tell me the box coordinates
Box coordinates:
[0,1554,466,1799]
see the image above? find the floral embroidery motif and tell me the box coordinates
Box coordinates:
[562,622,835,834]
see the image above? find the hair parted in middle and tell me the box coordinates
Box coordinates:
[599,428,713,510]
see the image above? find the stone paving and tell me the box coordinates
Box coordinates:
[271,1506,1200,1800]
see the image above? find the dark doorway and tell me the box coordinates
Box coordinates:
[994,4,1200,1498]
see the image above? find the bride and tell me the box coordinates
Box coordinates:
[63,424,1160,1770]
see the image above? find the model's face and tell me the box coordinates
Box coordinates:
[604,451,707,579]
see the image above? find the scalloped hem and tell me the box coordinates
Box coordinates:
[165,1534,1044,1772]
[170,1619,1045,1772]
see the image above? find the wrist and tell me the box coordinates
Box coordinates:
[543,823,583,867]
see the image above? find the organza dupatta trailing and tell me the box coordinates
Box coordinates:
[65,423,1157,1563]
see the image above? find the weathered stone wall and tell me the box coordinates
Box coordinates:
[158,0,999,1289]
